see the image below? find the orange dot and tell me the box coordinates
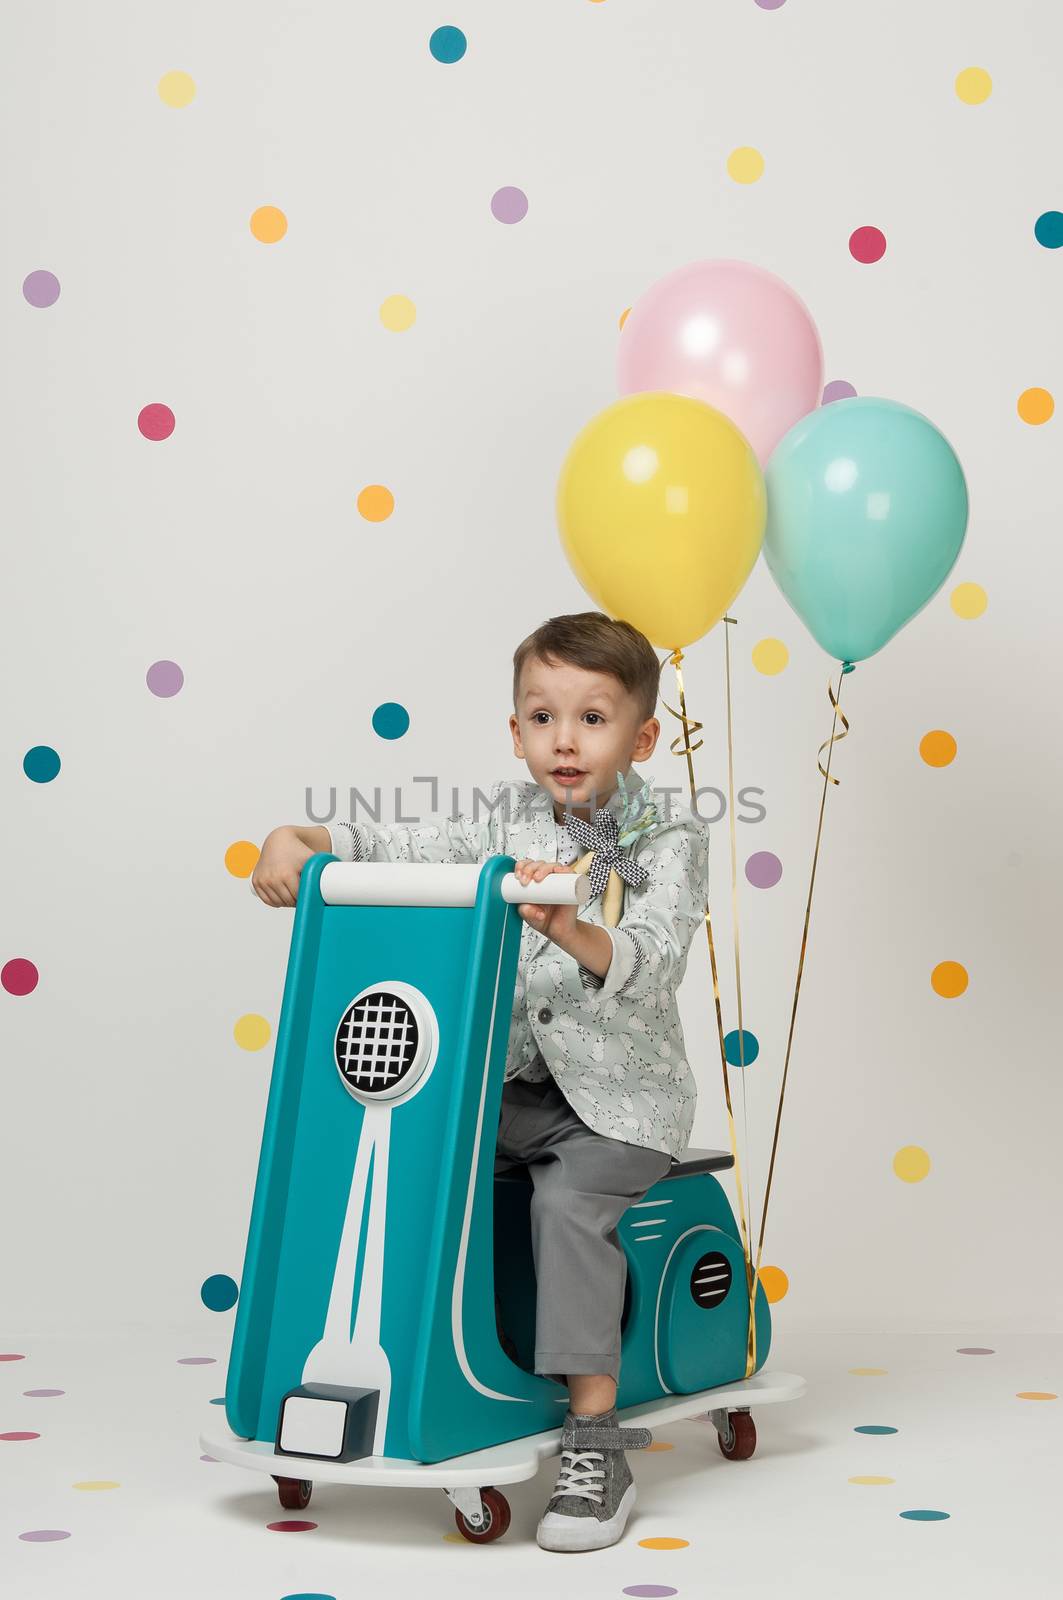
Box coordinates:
[225,840,260,879]
[919,729,957,767]
[357,484,394,522]
[619,306,631,330]
[931,960,968,998]
[1016,1391,1057,1401]
[645,1440,674,1452]
[758,1265,789,1303]
[638,1537,690,1549]
[250,206,288,244]
[1017,387,1054,425]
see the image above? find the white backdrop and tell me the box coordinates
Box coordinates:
[3,0,1060,1348]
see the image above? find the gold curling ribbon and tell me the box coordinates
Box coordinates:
[657,627,761,1379]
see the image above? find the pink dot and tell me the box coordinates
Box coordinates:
[2,959,39,996]
[147,660,184,697]
[23,1389,65,1398]
[267,1519,318,1532]
[1,1431,41,1441]
[0,1353,26,1362]
[19,1529,70,1541]
[138,403,176,441]
[23,270,61,308]
[491,186,528,224]
[200,1453,218,1462]
[746,851,783,889]
[849,226,887,264]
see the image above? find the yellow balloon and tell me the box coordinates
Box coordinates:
[556,392,766,648]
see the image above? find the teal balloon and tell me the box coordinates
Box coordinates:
[763,398,968,663]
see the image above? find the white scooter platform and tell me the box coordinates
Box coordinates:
[201,1368,806,1490]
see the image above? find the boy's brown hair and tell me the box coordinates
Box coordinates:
[512,611,661,725]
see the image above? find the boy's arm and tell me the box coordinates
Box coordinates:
[296,780,507,866]
[573,819,709,1004]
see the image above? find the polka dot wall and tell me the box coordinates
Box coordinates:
[7,4,1060,1588]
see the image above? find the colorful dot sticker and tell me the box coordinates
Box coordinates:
[250,206,287,243]
[138,403,175,441]
[854,1424,898,1435]
[619,306,631,330]
[234,1013,271,1051]
[951,582,987,619]
[637,1537,689,1550]
[19,1529,70,1541]
[849,226,886,264]
[2,959,39,997]
[849,1367,888,1376]
[746,851,782,889]
[23,1389,64,1397]
[849,1475,895,1485]
[1,1431,40,1441]
[225,841,260,879]
[893,1146,931,1183]
[23,746,60,783]
[491,186,528,224]
[1034,211,1063,249]
[957,1347,994,1355]
[0,1353,26,1361]
[752,637,788,675]
[380,295,416,331]
[372,702,410,739]
[73,1480,120,1491]
[200,1273,239,1312]
[724,1028,759,1066]
[823,379,857,404]
[1017,387,1054,424]
[177,1357,217,1365]
[624,1589,679,1597]
[429,26,467,63]
[267,1520,318,1532]
[146,660,184,698]
[158,71,196,107]
[899,1509,950,1520]
[357,484,395,521]
[955,67,992,104]
[727,147,764,184]
[645,1441,674,1452]
[758,1265,788,1303]
[1016,1391,1057,1401]
[919,730,957,767]
[931,960,968,998]
[23,270,61,308]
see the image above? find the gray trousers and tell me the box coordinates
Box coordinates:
[494,1073,673,1385]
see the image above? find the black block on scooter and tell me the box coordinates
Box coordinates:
[275,1383,380,1462]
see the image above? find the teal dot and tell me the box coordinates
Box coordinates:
[23,746,61,783]
[724,1028,759,1067]
[209,1396,226,1404]
[854,1424,898,1434]
[1034,210,1063,248]
[372,702,410,739]
[282,1595,337,1599]
[899,1509,950,1521]
[429,25,467,63]
[200,1274,238,1312]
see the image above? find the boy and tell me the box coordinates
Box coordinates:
[253,611,709,1552]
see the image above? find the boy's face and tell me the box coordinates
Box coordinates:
[509,656,659,822]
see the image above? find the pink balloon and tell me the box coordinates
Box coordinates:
[618,259,824,465]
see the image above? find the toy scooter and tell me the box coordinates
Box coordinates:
[200,853,805,1542]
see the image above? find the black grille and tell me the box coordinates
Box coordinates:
[335,990,419,1094]
[689,1250,732,1310]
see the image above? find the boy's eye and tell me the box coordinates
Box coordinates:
[531,711,604,726]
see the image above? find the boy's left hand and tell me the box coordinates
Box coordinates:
[513,859,580,945]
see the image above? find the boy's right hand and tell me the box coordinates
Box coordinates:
[250,826,317,908]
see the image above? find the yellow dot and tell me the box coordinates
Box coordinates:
[442,1531,469,1543]
[73,1480,121,1491]
[1016,1391,1057,1401]
[849,1368,888,1376]
[758,1265,788,1303]
[225,840,260,879]
[955,67,992,104]
[158,71,196,108]
[752,637,789,675]
[951,582,987,619]
[727,146,765,184]
[893,1145,931,1183]
[1018,387,1054,425]
[645,1440,674,1452]
[357,484,394,522]
[250,206,288,244]
[619,306,631,330]
[849,1475,895,1485]
[380,295,416,332]
[931,960,968,998]
[638,1537,690,1550]
[234,1014,272,1052]
[919,729,957,767]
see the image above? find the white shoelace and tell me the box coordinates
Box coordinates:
[553,1447,606,1503]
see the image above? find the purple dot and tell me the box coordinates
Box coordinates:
[623,1590,679,1598]
[822,379,857,404]
[23,1389,64,1398]
[956,1346,995,1355]
[754,0,788,9]
[23,270,61,308]
[177,1356,216,1365]
[19,1529,71,1542]
[491,186,528,224]
[746,851,783,889]
[147,660,184,698]
[200,1453,218,1462]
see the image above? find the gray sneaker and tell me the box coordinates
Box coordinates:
[536,1407,653,1552]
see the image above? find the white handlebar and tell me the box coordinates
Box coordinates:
[313,861,590,909]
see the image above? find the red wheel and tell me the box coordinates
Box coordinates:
[454,1486,511,1544]
[718,1411,756,1461]
[272,1475,313,1510]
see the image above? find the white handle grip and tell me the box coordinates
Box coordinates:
[501,871,590,906]
[312,861,591,908]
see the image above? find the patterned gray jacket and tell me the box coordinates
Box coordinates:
[326,777,709,1161]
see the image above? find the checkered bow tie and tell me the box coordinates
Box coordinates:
[563,807,650,905]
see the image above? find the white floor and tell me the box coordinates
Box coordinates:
[3,1319,1058,1600]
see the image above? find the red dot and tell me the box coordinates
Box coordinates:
[849,226,887,264]
[266,1519,318,1532]
[138,403,176,441]
[1,1432,40,1441]
[2,959,39,996]
[0,1354,26,1362]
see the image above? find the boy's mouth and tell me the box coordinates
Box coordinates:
[551,767,586,784]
